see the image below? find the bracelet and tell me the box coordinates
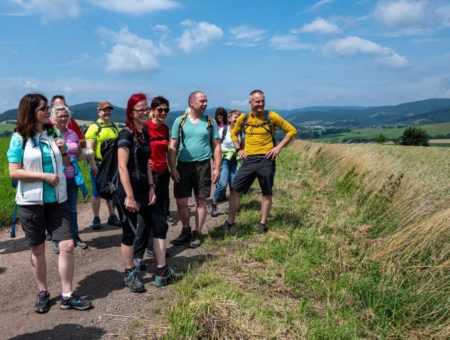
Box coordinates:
[149,183,155,187]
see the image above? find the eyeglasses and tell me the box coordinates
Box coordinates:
[133,107,151,114]
[156,107,170,114]
[56,115,69,120]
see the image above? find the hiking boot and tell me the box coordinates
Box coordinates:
[74,236,88,249]
[60,292,92,311]
[133,258,146,271]
[91,216,101,230]
[107,214,121,227]
[211,203,218,218]
[34,290,50,314]
[189,230,201,248]
[51,241,60,254]
[170,228,191,245]
[257,223,268,234]
[152,267,182,287]
[124,268,145,293]
[222,221,235,231]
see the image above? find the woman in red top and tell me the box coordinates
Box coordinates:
[133,96,172,269]
[147,96,171,219]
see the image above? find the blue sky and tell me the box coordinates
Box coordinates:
[0,0,449,112]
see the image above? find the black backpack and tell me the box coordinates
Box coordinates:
[96,138,119,200]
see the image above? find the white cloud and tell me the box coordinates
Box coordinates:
[298,0,334,14]
[98,27,171,72]
[8,0,81,21]
[293,18,341,34]
[229,26,266,41]
[323,36,409,68]
[310,0,334,11]
[373,0,450,34]
[88,0,180,16]
[269,34,313,51]
[374,0,426,28]
[177,20,223,53]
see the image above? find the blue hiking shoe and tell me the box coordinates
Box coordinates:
[60,292,92,311]
[34,290,50,314]
[107,214,122,227]
[91,216,101,230]
[152,267,182,287]
[124,268,145,293]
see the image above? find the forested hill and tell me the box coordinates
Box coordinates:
[1,98,450,128]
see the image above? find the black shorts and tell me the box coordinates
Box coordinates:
[174,160,211,199]
[19,202,72,246]
[232,156,276,196]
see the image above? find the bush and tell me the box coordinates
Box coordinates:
[399,126,429,146]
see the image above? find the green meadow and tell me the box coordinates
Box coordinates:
[156,141,449,339]
[319,122,450,142]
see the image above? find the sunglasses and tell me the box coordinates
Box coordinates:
[156,107,170,114]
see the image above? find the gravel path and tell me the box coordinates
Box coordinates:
[0,197,224,339]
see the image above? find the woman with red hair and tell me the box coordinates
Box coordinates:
[115,93,180,293]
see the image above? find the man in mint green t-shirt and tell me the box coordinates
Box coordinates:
[169,91,221,248]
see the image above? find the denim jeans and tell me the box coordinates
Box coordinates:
[213,158,238,201]
[66,177,79,238]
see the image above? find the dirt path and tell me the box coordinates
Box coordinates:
[0,198,224,339]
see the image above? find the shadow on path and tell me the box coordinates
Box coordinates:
[9,324,106,340]
[75,269,123,300]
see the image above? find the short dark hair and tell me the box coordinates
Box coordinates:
[249,89,264,96]
[51,95,66,106]
[151,96,170,109]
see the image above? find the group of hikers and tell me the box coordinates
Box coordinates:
[7,89,297,314]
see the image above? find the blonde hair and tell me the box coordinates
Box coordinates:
[50,104,71,121]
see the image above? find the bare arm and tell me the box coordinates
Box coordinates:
[147,159,156,205]
[9,163,59,186]
[85,139,98,175]
[168,138,180,182]
[212,139,221,184]
[118,146,138,212]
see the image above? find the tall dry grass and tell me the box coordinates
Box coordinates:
[293,141,449,337]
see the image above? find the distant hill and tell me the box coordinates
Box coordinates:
[1,98,450,128]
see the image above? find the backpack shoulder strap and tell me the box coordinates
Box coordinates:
[206,115,214,151]
[94,121,102,137]
[178,113,188,148]
[221,125,228,143]
[110,121,119,134]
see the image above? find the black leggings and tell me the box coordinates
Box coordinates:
[116,200,168,246]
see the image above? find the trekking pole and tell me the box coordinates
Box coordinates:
[10,204,18,238]
[10,179,18,238]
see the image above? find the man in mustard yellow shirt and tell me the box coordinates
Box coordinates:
[224,89,297,233]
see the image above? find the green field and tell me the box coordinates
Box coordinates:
[319,122,450,142]
[0,123,16,134]
[0,137,92,227]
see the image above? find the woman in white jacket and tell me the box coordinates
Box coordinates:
[7,93,92,313]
